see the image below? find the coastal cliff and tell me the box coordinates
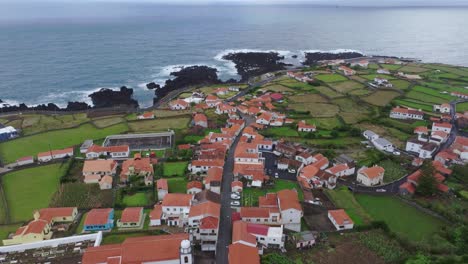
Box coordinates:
[222,52,287,81]
[88,86,139,108]
[303,51,364,65]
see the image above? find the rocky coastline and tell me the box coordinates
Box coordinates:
[302,51,364,65]
[222,52,288,81]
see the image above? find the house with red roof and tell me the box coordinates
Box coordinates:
[193,113,208,128]
[338,65,356,76]
[188,159,225,174]
[169,99,190,110]
[137,111,155,120]
[117,207,144,229]
[432,122,452,133]
[2,207,78,245]
[215,103,237,115]
[298,120,316,132]
[451,91,468,99]
[256,112,273,125]
[433,103,451,114]
[156,179,168,200]
[231,181,243,192]
[270,93,283,101]
[214,87,229,96]
[82,234,192,264]
[161,193,193,226]
[83,208,114,232]
[325,163,355,177]
[204,167,223,194]
[16,156,34,166]
[205,95,222,107]
[357,165,385,186]
[187,201,220,251]
[82,160,118,189]
[328,209,354,230]
[85,144,130,159]
[120,154,154,186]
[229,243,260,264]
[390,106,424,120]
[37,147,74,162]
[350,59,369,68]
[149,204,163,226]
[232,220,284,251]
[187,181,203,195]
[399,169,450,196]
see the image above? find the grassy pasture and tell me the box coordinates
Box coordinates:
[2,163,68,223]
[289,103,340,117]
[163,162,188,177]
[398,65,430,73]
[390,79,411,90]
[288,94,328,103]
[328,80,364,93]
[314,86,343,98]
[325,187,372,226]
[362,90,401,106]
[0,123,129,164]
[128,117,189,132]
[92,117,125,128]
[315,74,348,83]
[405,90,447,104]
[393,99,433,112]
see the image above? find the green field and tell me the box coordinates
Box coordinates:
[360,74,397,80]
[306,117,342,130]
[398,65,430,73]
[379,160,408,183]
[412,86,455,101]
[456,102,468,112]
[288,94,328,103]
[92,116,126,128]
[362,91,401,106]
[315,74,348,83]
[328,80,364,93]
[391,79,411,90]
[0,123,129,164]
[315,86,343,98]
[123,192,151,207]
[167,177,188,193]
[393,99,433,112]
[263,126,299,137]
[242,180,303,206]
[163,162,188,177]
[423,64,468,77]
[11,113,90,136]
[289,103,340,118]
[128,117,190,132]
[2,163,69,223]
[325,187,372,226]
[381,64,403,71]
[405,90,447,104]
[356,195,444,241]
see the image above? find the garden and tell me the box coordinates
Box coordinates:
[242,180,303,206]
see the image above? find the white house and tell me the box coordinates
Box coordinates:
[37,147,74,162]
[325,163,355,177]
[297,120,316,132]
[433,103,451,114]
[85,145,130,159]
[432,122,452,134]
[16,156,34,166]
[372,137,394,153]
[169,99,189,110]
[357,166,385,186]
[328,209,354,231]
[149,205,162,226]
[156,179,168,201]
[377,68,391,74]
[390,107,424,120]
[161,193,193,226]
[256,112,273,125]
[189,160,225,174]
[363,130,379,141]
[277,190,303,232]
[295,152,315,165]
[406,138,438,159]
[350,59,369,68]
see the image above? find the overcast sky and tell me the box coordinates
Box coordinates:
[2,0,468,6]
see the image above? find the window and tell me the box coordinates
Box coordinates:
[184,256,189,263]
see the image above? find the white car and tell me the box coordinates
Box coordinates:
[288,168,296,173]
[231,193,241,200]
[230,201,241,206]
[393,151,401,156]
[376,189,387,192]
[275,172,279,178]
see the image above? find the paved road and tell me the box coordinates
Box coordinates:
[215,115,254,263]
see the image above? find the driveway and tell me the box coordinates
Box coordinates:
[262,151,297,181]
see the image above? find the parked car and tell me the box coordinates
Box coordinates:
[231,193,241,200]
[376,189,387,192]
[288,168,296,173]
[274,172,279,178]
[230,201,241,206]
[393,151,401,156]
[273,151,282,156]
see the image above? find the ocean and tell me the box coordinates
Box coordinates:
[0,4,467,107]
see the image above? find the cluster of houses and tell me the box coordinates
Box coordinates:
[399,161,451,196]
[15,147,74,167]
[405,120,452,159]
[168,87,241,111]
[369,77,393,88]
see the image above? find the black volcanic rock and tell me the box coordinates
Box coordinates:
[153,66,221,105]
[66,101,90,111]
[88,86,139,108]
[146,82,160,90]
[222,52,287,81]
[303,51,364,65]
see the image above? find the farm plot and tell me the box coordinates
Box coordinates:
[50,182,114,209]
[328,80,364,93]
[348,89,371,96]
[92,117,125,128]
[18,114,90,135]
[356,194,444,241]
[288,94,328,103]
[390,79,411,90]
[289,103,340,118]
[315,74,348,83]
[261,84,295,93]
[0,122,129,165]
[262,126,299,137]
[362,90,401,106]
[379,160,409,183]
[398,65,430,73]
[412,86,455,101]
[423,64,468,77]
[314,86,343,98]
[393,99,433,112]
[2,163,69,223]
[128,117,190,132]
[306,117,342,130]
[359,74,397,80]
[405,90,447,104]
[456,102,468,112]
[381,64,403,71]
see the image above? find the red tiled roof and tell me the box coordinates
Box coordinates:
[156,179,168,190]
[399,182,416,194]
[38,207,76,222]
[328,209,354,226]
[187,181,203,190]
[38,147,74,158]
[259,193,278,208]
[206,167,223,184]
[433,122,452,129]
[391,107,424,116]
[162,193,193,207]
[120,207,143,223]
[278,189,301,211]
[229,243,260,264]
[231,181,243,188]
[359,166,385,179]
[194,113,208,124]
[17,156,34,162]
[200,216,219,229]
[246,223,269,236]
[23,220,48,235]
[83,160,117,174]
[84,208,113,226]
[232,221,257,245]
[300,165,319,179]
[150,205,162,220]
[327,163,349,175]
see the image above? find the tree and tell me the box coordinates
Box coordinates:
[417,161,438,196]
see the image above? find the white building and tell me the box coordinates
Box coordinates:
[328,209,354,231]
[357,166,385,186]
[433,103,451,114]
[390,107,424,120]
[37,147,74,162]
[372,137,395,153]
[363,130,379,141]
[161,194,193,227]
[432,122,452,134]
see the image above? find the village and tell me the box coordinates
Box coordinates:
[0,56,467,264]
